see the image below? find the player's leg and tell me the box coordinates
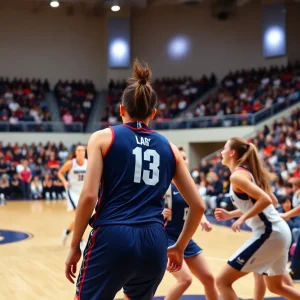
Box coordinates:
[217,233,264,300]
[62,211,75,245]
[76,225,138,300]
[186,252,219,300]
[164,261,192,300]
[123,224,168,300]
[264,274,300,299]
[62,190,77,245]
[253,273,266,300]
[264,251,300,299]
[216,264,248,300]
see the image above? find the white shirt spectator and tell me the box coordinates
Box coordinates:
[261,77,270,86]
[9,101,20,112]
[178,99,187,110]
[287,160,297,174]
[9,116,19,124]
[4,91,13,101]
[159,102,166,110]
[237,77,244,85]
[83,100,91,109]
[108,115,117,124]
[273,78,281,88]
[16,163,24,174]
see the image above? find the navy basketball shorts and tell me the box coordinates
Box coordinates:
[168,236,202,258]
[76,223,168,300]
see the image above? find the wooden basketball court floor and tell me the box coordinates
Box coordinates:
[0,201,299,300]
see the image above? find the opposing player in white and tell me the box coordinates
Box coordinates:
[58,144,87,249]
[215,137,300,300]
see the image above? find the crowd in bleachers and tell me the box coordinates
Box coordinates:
[0,78,51,131]
[192,108,300,212]
[183,62,300,127]
[0,141,77,203]
[101,75,217,126]
[54,80,96,131]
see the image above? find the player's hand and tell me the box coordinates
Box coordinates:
[162,208,172,220]
[231,216,245,233]
[200,218,213,232]
[167,245,183,273]
[64,182,71,189]
[214,208,231,221]
[65,246,81,284]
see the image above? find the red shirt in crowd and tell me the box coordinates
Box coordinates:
[20,168,32,182]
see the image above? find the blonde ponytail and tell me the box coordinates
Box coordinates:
[230,138,276,194]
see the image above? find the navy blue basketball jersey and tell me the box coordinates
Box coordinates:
[165,183,189,239]
[90,121,177,227]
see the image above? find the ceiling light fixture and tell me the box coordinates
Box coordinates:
[50,1,60,8]
[111,5,120,12]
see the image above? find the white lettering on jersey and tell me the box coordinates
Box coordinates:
[135,135,151,147]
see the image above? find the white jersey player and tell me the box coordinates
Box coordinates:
[214,137,300,300]
[58,144,87,246]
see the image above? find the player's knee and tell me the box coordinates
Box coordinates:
[266,281,283,294]
[200,272,216,288]
[178,276,192,289]
[216,274,228,291]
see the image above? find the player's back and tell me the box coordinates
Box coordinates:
[90,121,177,227]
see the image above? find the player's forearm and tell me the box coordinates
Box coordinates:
[283,206,300,220]
[229,209,243,219]
[175,205,204,252]
[71,192,97,249]
[241,197,272,222]
[57,172,67,185]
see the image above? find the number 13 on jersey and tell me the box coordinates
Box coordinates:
[132,147,160,186]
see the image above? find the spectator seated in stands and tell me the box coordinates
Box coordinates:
[0,141,77,200]
[196,108,300,215]
[55,79,96,131]
[0,77,51,132]
[182,62,300,128]
[101,74,217,127]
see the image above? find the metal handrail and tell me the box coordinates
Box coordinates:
[94,96,300,131]
[0,121,84,132]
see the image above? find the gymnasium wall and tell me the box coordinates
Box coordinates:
[0,1,299,89]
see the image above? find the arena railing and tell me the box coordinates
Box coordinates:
[95,96,300,131]
[0,121,84,132]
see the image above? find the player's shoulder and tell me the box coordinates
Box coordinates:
[230,169,252,184]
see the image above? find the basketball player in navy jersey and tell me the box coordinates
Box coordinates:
[64,60,205,300]
[163,146,219,300]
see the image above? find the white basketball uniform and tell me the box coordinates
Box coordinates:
[66,158,88,211]
[228,167,292,276]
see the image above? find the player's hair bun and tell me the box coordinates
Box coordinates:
[129,59,151,85]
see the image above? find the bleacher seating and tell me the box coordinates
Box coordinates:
[101,75,217,126]
[0,78,51,132]
[183,63,300,127]
[54,80,96,131]
[193,108,300,214]
[0,141,76,200]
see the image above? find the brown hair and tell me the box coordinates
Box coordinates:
[229,137,275,193]
[69,144,86,160]
[121,60,158,120]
